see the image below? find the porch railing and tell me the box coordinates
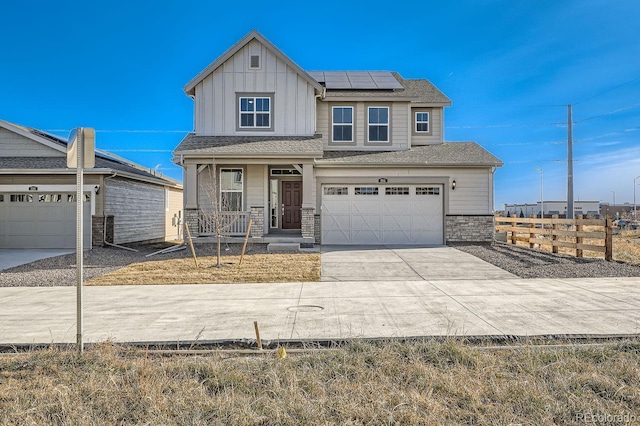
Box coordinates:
[198,210,251,236]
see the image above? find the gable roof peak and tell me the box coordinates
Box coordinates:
[183,30,322,96]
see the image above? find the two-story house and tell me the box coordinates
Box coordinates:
[173,30,502,246]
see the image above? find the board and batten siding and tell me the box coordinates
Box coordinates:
[194,39,316,136]
[0,128,62,157]
[314,167,493,214]
[104,178,166,244]
[319,101,410,151]
[410,107,443,146]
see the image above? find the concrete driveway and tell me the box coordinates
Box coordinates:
[321,245,516,281]
[0,249,74,271]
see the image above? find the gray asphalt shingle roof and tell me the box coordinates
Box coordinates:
[318,72,451,104]
[317,143,502,167]
[0,156,173,181]
[173,134,324,156]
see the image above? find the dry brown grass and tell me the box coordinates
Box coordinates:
[1,340,639,425]
[86,253,320,285]
[614,229,640,265]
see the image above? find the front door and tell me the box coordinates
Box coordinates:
[282,181,302,229]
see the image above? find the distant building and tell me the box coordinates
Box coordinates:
[599,203,634,219]
[504,201,600,218]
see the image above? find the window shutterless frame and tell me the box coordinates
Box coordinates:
[331,106,354,143]
[219,168,244,211]
[415,111,430,133]
[367,106,389,143]
[237,94,273,130]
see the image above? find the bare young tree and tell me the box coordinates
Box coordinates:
[199,164,242,267]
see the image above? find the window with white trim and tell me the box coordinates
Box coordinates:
[415,111,430,133]
[385,187,409,195]
[332,106,353,142]
[10,194,33,202]
[354,187,379,195]
[416,187,440,195]
[239,96,271,128]
[323,187,349,195]
[368,107,389,142]
[220,168,243,211]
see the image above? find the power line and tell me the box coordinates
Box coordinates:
[446,122,565,129]
[573,76,640,106]
[574,103,640,124]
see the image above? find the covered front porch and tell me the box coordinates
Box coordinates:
[182,161,317,246]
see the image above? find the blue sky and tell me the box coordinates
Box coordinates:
[1,0,639,209]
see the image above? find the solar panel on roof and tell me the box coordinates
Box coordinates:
[308,71,403,90]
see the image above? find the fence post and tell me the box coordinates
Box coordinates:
[552,215,559,254]
[605,214,613,261]
[576,214,584,258]
[510,213,517,245]
[529,214,536,248]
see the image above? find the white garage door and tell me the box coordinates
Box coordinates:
[0,192,91,249]
[321,184,443,245]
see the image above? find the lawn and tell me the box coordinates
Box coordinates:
[1,340,639,425]
[86,252,321,285]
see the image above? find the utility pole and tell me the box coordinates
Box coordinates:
[535,167,543,218]
[567,104,574,219]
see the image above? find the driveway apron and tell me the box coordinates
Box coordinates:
[321,245,517,281]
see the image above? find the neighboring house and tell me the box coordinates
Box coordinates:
[173,30,502,246]
[0,120,183,249]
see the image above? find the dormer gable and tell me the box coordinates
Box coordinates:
[186,30,322,136]
[184,30,322,97]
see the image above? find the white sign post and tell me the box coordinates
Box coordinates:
[67,128,95,355]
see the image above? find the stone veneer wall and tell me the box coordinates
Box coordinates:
[250,207,264,238]
[184,208,199,238]
[314,214,321,244]
[445,215,494,243]
[301,207,315,240]
[92,215,114,246]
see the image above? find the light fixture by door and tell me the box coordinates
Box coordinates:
[451,180,456,190]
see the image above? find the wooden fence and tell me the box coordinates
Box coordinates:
[495,214,613,261]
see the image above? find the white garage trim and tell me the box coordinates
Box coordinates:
[321,184,444,245]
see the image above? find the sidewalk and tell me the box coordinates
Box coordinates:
[2,277,640,345]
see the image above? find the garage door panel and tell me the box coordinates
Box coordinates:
[382,215,412,230]
[352,229,382,244]
[0,192,91,249]
[351,214,380,230]
[322,184,443,245]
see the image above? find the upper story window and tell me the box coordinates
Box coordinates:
[368,107,389,142]
[415,111,430,132]
[332,106,353,143]
[238,96,271,129]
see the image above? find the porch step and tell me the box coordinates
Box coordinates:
[267,242,301,253]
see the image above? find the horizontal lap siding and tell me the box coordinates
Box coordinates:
[165,187,183,241]
[0,128,62,157]
[321,101,410,151]
[315,167,492,215]
[105,178,165,244]
[411,108,443,145]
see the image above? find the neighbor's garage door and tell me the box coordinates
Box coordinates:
[321,184,443,245]
[0,192,91,249]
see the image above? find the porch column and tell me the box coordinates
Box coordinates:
[301,163,315,241]
[185,162,198,209]
[302,163,314,208]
